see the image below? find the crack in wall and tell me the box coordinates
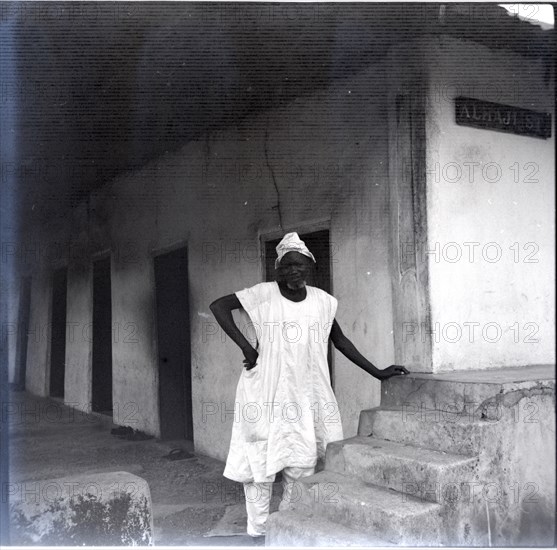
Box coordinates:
[204,132,211,163]
[402,380,429,403]
[475,384,555,419]
[264,117,283,231]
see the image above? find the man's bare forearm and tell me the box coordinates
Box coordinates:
[335,337,382,378]
[330,319,382,379]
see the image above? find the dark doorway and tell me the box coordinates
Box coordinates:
[14,277,31,391]
[92,257,113,415]
[265,229,334,384]
[154,247,193,441]
[49,268,67,398]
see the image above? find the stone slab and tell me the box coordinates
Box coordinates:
[326,436,478,502]
[406,364,555,383]
[289,470,442,545]
[358,407,492,456]
[9,470,154,545]
[381,365,555,411]
[266,509,394,547]
[10,463,145,484]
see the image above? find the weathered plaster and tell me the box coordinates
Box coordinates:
[424,35,555,371]
[22,62,396,461]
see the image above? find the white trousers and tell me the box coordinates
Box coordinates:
[243,466,315,537]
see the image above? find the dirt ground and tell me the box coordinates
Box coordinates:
[7,390,284,546]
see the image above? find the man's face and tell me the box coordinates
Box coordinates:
[276,252,313,289]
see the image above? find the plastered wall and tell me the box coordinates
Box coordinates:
[424,35,555,371]
[22,63,396,460]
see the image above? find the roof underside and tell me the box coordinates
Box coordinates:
[1,2,553,231]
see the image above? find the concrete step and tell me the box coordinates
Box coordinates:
[381,375,503,413]
[289,470,442,545]
[326,436,478,503]
[266,509,394,547]
[358,407,492,456]
[381,367,555,416]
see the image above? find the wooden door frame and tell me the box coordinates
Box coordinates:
[152,243,193,441]
[91,253,113,414]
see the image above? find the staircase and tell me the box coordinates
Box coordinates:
[266,365,555,546]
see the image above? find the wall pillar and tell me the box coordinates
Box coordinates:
[387,40,433,373]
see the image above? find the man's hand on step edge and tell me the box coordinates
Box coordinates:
[375,365,409,380]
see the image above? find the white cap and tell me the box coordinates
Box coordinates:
[275,232,316,269]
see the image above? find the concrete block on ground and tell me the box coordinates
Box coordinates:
[326,436,478,503]
[9,471,154,545]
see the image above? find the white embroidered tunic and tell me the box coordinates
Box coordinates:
[223,282,344,483]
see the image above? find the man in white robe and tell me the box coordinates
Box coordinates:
[210,232,408,537]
